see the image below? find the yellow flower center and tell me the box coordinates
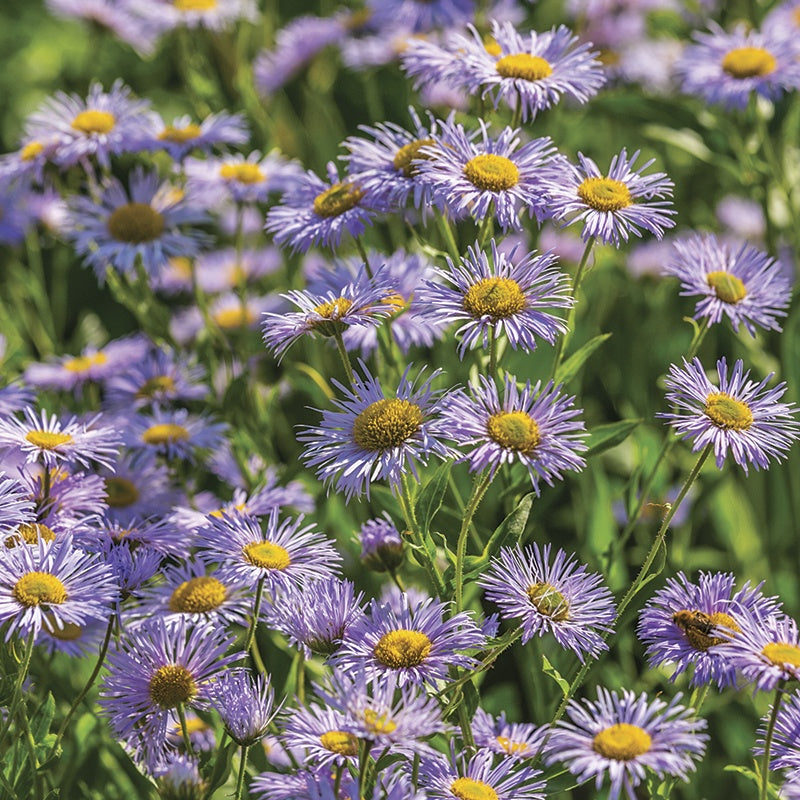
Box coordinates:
[12,523,57,546]
[487,411,541,454]
[496,53,553,82]
[172,716,210,739]
[313,182,364,218]
[319,730,359,756]
[381,293,408,314]
[25,430,73,450]
[703,392,753,430]
[213,307,256,329]
[209,502,247,519]
[21,141,44,161]
[363,708,398,735]
[721,47,776,79]
[169,256,193,278]
[159,123,202,143]
[526,581,569,621]
[592,723,653,760]
[168,576,227,613]
[577,177,633,212]
[450,777,499,800]
[484,37,502,58]
[13,572,68,607]
[174,0,217,9]
[64,352,107,373]
[104,477,140,508]
[672,609,740,651]
[136,375,177,399]
[47,622,83,641]
[373,629,432,668]
[462,276,526,320]
[352,399,423,451]
[310,297,354,337]
[219,163,265,184]
[71,110,116,135]
[392,138,435,177]
[463,154,520,191]
[242,541,292,571]
[707,271,747,304]
[496,735,530,756]
[107,203,165,244]
[142,423,190,445]
[762,642,800,669]
[148,664,198,709]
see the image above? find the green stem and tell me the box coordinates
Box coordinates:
[488,328,498,380]
[437,214,460,261]
[244,576,266,655]
[477,207,494,249]
[177,703,195,757]
[234,744,250,800]
[549,236,596,382]
[399,475,446,597]
[295,651,305,706]
[455,472,494,613]
[0,631,35,750]
[332,331,356,385]
[761,682,785,800]
[354,237,372,278]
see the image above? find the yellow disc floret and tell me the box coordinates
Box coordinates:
[526,581,569,621]
[703,392,754,430]
[242,541,292,571]
[496,53,553,81]
[25,430,73,450]
[577,177,632,212]
[463,154,520,191]
[148,664,197,709]
[706,271,747,304]
[762,642,800,669]
[64,352,107,373]
[393,138,435,177]
[592,723,653,760]
[373,629,432,668]
[450,777,499,800]
[71,110,116,135]
[721,47,776,79]
[352,399,423,451]
[313,183,364,217]
[219,163,265,184]
[487,411,541,454]
[462,277,526,320]
[319,730,359,756]
[13,572,68,607]
[107,203,165,244]
[159,123,202,143]
[168,576,227,613]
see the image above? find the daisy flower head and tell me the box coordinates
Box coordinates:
[122,406,227,464]
[545,147,675,246]
[65,167,208,281]
[472,708,548,760]
[99,618,240,768]
[637,571,781,689]
[36,617,109,658]
[171,292,284,344]
[675,23,800,110]
[0,535,118,641]
[281,703,360,769]
[366,0,475,33]
[25,80,157,169]
[0,473,35,535]
[332,594,486,687]
[153,754,207,797]
[664,232,790,335]
[297,362,450,502]
[440,373,587,492]
[265,161,377,254]
[197,509,341,593]
[358,513,404,572]
[0,407,120,470]
[128,0,257,33]
[100,453,179,523]
[783,777,800,800]
[754,690,800,775]
[210,670,279,746]
[722,608,800,691]
[659,356,800,473]
[416,118,557,230]
[418,748,545,800]
[457,21,606,122]
[184,150,302,205]
[189,245,282,295]
[262,267,394,361]
[415,239,571,358]
[148,111,249,160]
[479,543,615,661]
[544,688,708,800]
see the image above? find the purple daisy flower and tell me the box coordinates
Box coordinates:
[65,167,208,281]
[479,543,615,661]
[297,362,450,502]
[264,576,365,657]
[36,617,109,658]
[210,670,279,746]
[196,509,341,593]
[754,690,800,774]
[367,0,474,32]
[0,535,118,641]
[0,473,35,535]
[472,708,548,760]
[99,453,179,523]
[171,292,284,344]
[130,559,250,630]
[544,147,675,245]
[676,23,800,110]
[659,357,800,473]
[440,374,587,492]
[358,513,404,572]
[147,111,249,160]
[415,239,571,358]
[332,594,486,687]
[544,688,708,800]
[100,541,163,596]
[663,232,790,335]
[189,245,282,294]
[783,777,800,800]
[122,406,227,463]
[418,749,545,800]
[153,753,206,795]
[100,618,241,768]
[25,80,157,168]
[184,150,302,205]
[416,119,557,230]
[637,571,781,689]
[443,21,606,122]
[0,407,120,470]
[265,161,377,254]
[722,608,800,691]
[262,267,394,361]
[127,0,257,33]
[281,704,360,768]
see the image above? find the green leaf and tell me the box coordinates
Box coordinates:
[30,692,55,743]
[554,333,612,385]
[415,463,451,535]
[461,679,480,720]
[206,740,236,794]
[585,419,642,458]
[541,655,570,699]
